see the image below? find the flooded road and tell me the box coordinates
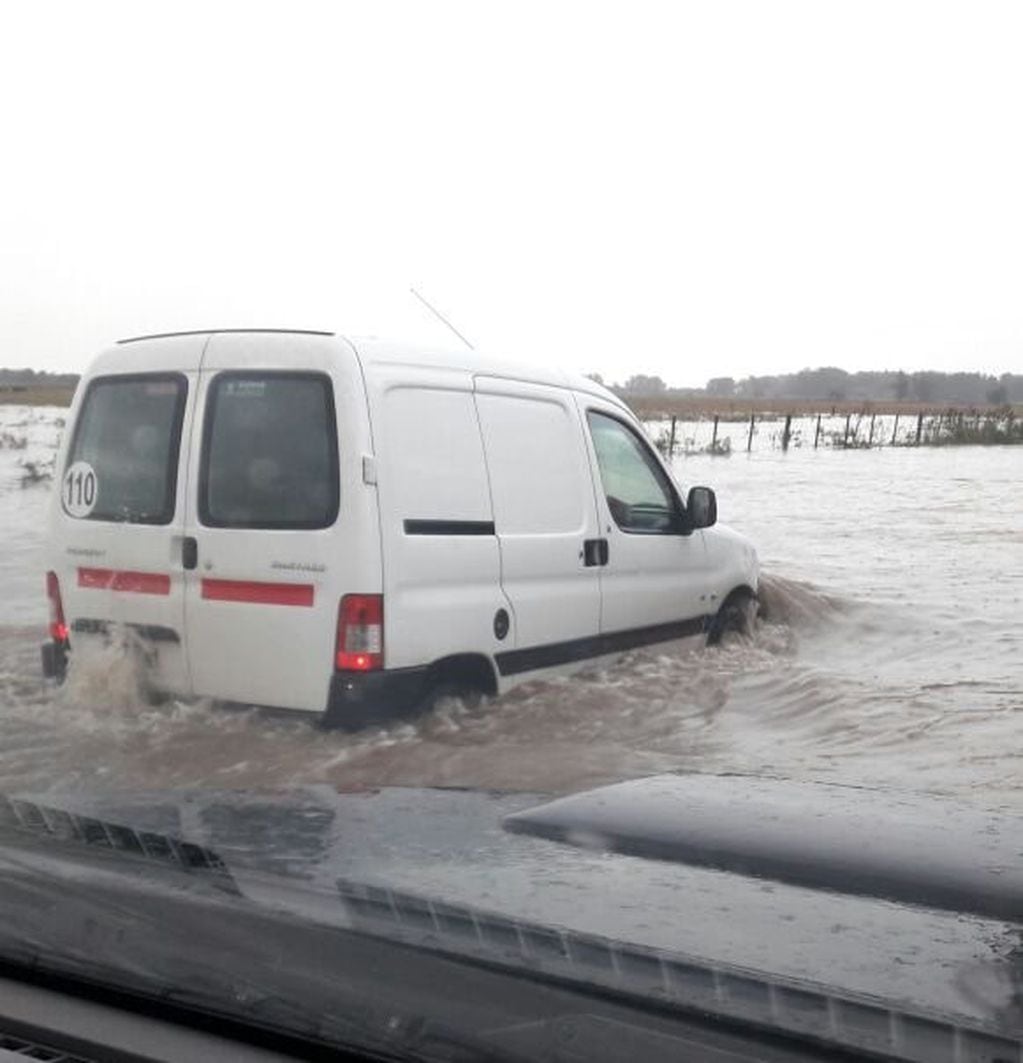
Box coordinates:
[1,406,1020,802]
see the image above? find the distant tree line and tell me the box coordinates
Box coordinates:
[0,368,79,388]
[3,365,1021,405]
[589,368,1023,405]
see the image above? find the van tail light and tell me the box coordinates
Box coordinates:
[336,594,383,671]
[46,571,69,643]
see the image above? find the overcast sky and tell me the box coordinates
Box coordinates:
[3,1,1023,387]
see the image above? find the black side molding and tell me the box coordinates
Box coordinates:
[495,615,709,677]
[72,619,180,643]
[403,520,496,536]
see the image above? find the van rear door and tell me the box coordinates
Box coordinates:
[181,333,374,713]
[52,335,203,693]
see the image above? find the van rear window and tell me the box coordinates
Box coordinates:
[65,374,187,524]
[200,373,339,529]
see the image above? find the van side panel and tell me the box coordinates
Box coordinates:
[369,369,505,672]
[474,378,602,653]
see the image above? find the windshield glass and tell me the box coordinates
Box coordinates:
[1,5,1021,1061]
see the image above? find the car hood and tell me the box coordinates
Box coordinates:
[0,774,1020,1058]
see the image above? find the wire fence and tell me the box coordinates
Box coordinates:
[641,409,1022,456]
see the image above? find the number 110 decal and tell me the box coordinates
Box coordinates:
[62,461,98,518]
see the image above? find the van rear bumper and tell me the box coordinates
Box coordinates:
[323,666,432,730]
[40,640,68,682]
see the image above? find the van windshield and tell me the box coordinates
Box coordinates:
[65,374,186,524]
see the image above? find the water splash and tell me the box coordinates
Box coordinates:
[60,627,150,714]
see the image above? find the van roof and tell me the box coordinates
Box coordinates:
[117,328,335,344]
[105,329,625,408]
[348,336,624,406]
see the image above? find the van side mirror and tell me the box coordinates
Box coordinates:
[686,486,717,529]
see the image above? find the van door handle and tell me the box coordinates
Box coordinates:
[583,538,609,567]
[182,537,198,571]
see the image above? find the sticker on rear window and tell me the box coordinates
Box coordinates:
[223,380,267,398]
[62,461,98,518]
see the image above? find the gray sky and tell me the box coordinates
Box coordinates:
[3,1,1023,387]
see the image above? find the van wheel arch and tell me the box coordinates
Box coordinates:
[421,654,498,710]
[707,585,759,645]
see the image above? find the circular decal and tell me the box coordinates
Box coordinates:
[62,461,98,518]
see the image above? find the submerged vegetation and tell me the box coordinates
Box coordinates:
[921,408,1021,446]
[0,430,28,450]
[19,459,53,487]
[648,406,1022,456]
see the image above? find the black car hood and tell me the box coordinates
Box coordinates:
[1,774,1021,1059]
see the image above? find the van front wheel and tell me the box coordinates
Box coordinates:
[707,591,758,646]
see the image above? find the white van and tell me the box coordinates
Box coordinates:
[42,329,759,727]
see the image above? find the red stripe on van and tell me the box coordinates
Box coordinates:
[78,568,171,595]
[200,579,314,607]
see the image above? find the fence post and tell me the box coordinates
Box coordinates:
[813,413,822,449]
[916,412,924,445]
[843,413,851,448]
[891,413,899,445]
[868,413,875,447]
[711,415,719,452]
[746,412,755,452]
[782,414,792,452]
[667,416,677,457]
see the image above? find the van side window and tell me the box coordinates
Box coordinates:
[200,373,339,529]
[586,411,680,534]
[65,374,186,524]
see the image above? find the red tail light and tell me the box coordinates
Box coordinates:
[336,594,383,671]
[46,571,69,643]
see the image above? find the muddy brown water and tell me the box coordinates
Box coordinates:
[1,406,1020,803]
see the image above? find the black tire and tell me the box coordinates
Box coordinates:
[707,592,757,645]
[420,680,484,715]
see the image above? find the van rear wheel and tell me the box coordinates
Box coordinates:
[416,655,497,717]
[420,680,484,715]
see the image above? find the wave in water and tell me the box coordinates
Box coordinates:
[0,573,1017,802]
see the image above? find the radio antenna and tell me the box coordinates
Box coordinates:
[409,287,475,351]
